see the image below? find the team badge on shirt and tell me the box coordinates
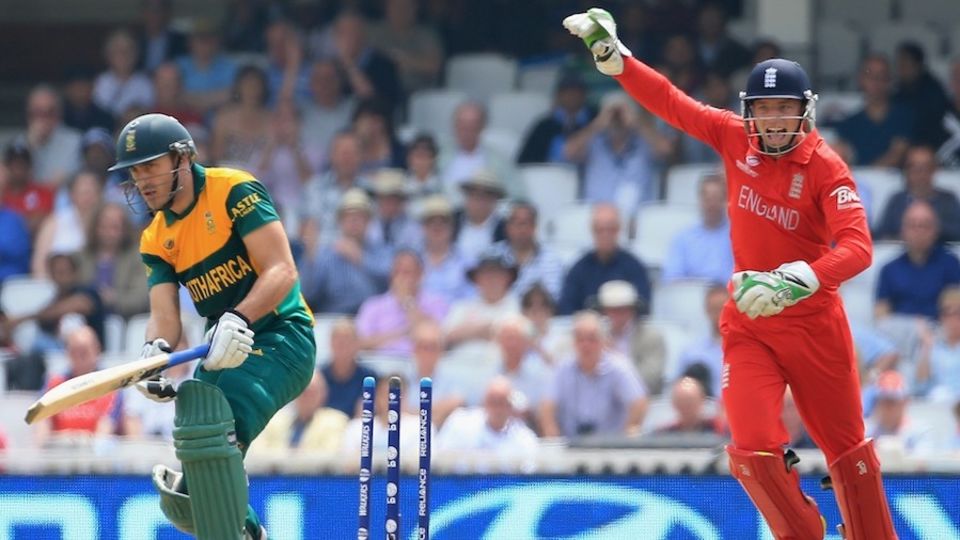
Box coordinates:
[163,238,174,250]
[788,174,804,199]
[205,211,216,234]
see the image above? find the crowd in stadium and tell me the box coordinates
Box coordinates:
[1,0,960,465]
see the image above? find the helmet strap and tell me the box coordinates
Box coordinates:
[161,153,184,212]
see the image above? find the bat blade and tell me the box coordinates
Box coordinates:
[24,343,209,425]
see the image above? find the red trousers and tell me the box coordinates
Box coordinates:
[720,300,864,463]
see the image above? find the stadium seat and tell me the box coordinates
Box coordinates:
[445,53,518,102]
[407,89,468,140]
[480,127,522,163]
[631,203,700,269]
[819,0,893,27]
[103,314,125,353]
[651,280,713,338]
[840,284,875,328]
[539,203,594,254]
[815,20,863,89]
[867,22,944,61]
[1,392,39,448]
[519,64,561,94]
[847,240,903,294]
[645,319,692,387]
[124,313,151,355]
[816,92,863,124]
[664,164,722,206]
[0,275,55,318]
[934,170,960,201]
[900,0,960,30]
[488,91,552,141]
[851,167,902,228]
[312,314,341,365]
[518,164,579,217]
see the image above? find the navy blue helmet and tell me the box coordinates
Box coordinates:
[739,58,818,155]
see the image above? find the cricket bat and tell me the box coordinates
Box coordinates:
[24,343,210,425]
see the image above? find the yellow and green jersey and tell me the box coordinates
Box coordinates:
[140,164,312,333]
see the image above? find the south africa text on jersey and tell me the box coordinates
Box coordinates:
[184,255,254,302]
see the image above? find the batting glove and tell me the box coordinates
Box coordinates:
[562,8,632,76]
[203,310,255,371]
[136,338,177,403]
[733,261,820,320]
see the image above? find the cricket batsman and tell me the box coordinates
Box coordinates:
[108,113,315,539]
[564,9,897,540]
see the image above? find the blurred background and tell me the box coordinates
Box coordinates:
[0,0,959,538]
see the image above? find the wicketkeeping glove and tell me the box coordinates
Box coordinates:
[203,310,255,371]
[136,338,177,403]
[732,261,820,320]
[562,8,632,76]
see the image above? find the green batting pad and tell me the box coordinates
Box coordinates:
[174,380,248,539]
[151,465,195,534]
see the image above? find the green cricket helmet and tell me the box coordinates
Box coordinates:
[108,113,196,172]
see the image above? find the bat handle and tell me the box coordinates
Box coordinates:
[167,344,210,367]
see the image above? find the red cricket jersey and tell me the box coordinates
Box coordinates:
[615,58,872,317]
[45,373,117,433]
[3,183,54,222]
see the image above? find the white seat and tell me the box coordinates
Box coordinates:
[851,167,902,228]
[445,54,518,102]
[867,22,944,61]
[815,20,862,89]
[840,284,875,328]
[519,64,560,94]
[665,164,722,206]
[518,164,579,216]
[0,275,55,318]
[407,89,469,140]
[480,127,522,163]
[651,280,713,337]
[820,0,893,27]
[934,170,960,202]
[103,314,125,353]
[631,203,700,269]
[816,92,863,124]
[901,0,960,30]
[488,91,552,141]
[645,319,693,388]
[124,313,151,355]
[539,203,594,253]
[312,314,341,364]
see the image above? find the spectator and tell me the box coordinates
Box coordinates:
[876,200,960,320]
[520,283,570,365]
[321,318,377,418]
[369,0,444,94]
[915,287,960,402]
[436,377,539,472]
[782,386,817,449]
[251,371,349,454]
[893,42,950,148]
[865,370,928,452]
[356,249,448,355]
[676,71,736,164]
[22,85,83,187]
[34,326,116,446]
[264,18,310,104]
[407,320,464,427]
[352,99,405,174]
[253,100,321,220]
[657,33,704,95]
[222,0,268,52]
[558,204,651,315]
[672,284,728,397]
[175,19,237,113]
[564,95,666,214]
[439,102,515,201]
[596,280,666,396]
[0,169,29,283]
[837,55,912,168]
[365,169,421,250]
[453,170,507,263]
[489,201,564,300]
[444,252,520,351]
[851,322,900,385]
[874,145,960,242]
[495,314,551,430]
[61,66,114,133]
[662,173,733,283]
[300,58,355,166]
[327,10,403,114]
[653,377,720,434]
[210,65,270,168]
[300,188,390,314]
[76,202,149,318]
[540,311,648,438]
[151,62,204,127]
[404,134,442,208]
[300,131,367,249]
[341,372,426,466]
[137,0,187,72]
[1,141,54,236]
[517,72,595,164]
[417,195,473,302]
[31,169,102,278]
[93,29,155,118]
[695,2,750,78]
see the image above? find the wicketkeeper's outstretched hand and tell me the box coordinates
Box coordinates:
[562,8,632,76]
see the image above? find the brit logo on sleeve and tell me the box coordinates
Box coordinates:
[830,185,862,210]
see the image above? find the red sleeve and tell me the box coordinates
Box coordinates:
[614,56,733,152]
[809,157,872,288]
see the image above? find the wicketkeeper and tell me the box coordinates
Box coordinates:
[109,113,316,539]
[564,8,897,540]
